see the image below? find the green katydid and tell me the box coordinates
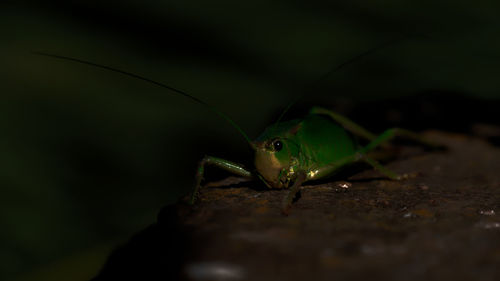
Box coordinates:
[192,107,440,214]
[34,51,441,215]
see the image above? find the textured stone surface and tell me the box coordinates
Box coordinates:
[95,131,500,281]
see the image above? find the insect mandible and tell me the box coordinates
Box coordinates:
[34,52,441,215]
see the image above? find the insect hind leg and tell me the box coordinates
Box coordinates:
[353,128,445,180]
[310,107,376,141]
[359,128,443,154]
[358,153,400,180]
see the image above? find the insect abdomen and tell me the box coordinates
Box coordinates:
[296,114,357,167]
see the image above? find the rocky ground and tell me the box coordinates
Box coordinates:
[93,131,500,281]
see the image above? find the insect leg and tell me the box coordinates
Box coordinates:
[358,128,443,154]
[307,153,398,181]
[281,171,307,215]
[190,156,252,204]
[305,128,440,183]
[311,108,444,150]
[358,154,400,180]
[350,128,444,179]
[310,107,376,141]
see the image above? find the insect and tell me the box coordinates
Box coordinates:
[34,51,441,215]
[191,107,440,214]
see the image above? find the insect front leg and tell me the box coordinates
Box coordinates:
[190,156,253,204]
[281,171,307,215]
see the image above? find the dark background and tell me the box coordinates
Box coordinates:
[2,1,499,280]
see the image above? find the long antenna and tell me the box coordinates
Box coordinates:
[274,37,405,124]
[33,51,252,144]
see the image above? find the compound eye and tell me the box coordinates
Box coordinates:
[273,140,283,152]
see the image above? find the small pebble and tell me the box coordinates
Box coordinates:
[479,210,495,216]
[418,184,429,190]
[336,181,352,189]
[476,222,500,229]
[403,212,414,218]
